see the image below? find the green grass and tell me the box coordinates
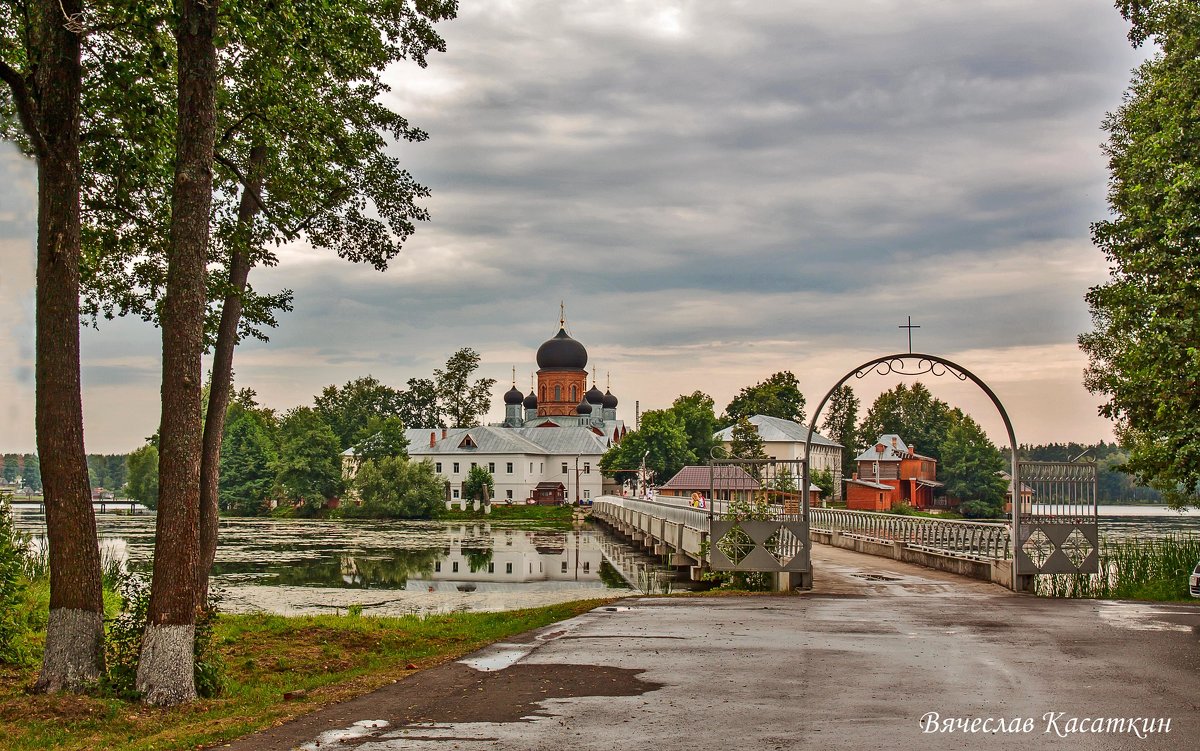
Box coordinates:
[1036,534,1200,601]
[442,503,577,526]
[0,600,607,751]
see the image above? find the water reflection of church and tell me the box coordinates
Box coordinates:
[342,526,607,592]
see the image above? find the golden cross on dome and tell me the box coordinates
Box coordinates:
[511,366,516,386]
[559,301,565,328]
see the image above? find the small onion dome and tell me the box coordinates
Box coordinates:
[523,390,538,409]
[585,385,605,404]
[536,328,588,370]
[504,385,525,405]
[602,389,618,409]
[575,398,592,415]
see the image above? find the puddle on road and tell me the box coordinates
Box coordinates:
[460,644,532,672]
[1095,601,1194,633]
[299,719,390,750]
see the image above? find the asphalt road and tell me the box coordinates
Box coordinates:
[222,544,1200,751]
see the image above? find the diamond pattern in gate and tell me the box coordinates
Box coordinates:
[716,525,755,566]
[1022,529,1053,569]
[764,527,803,568]
[1060,528,1093,570]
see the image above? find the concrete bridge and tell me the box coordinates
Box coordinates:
[591,494,1018,589]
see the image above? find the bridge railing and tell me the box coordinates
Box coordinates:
[810,507,1011,561]
[592,496,710,531]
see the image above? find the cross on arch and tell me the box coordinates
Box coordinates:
[899,316,920,353]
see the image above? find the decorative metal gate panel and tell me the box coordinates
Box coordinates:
[1015,461,1099,575]
[707,459,810,574]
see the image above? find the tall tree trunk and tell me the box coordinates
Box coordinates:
[197,143,266,605]
[136,0,219,706]
[25,0,106,693]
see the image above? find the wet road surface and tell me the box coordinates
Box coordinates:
[220,544,1200,750]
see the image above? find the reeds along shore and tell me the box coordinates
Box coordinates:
[1036,535,1200,600]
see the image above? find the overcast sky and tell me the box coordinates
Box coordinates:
[0,1,1149,454]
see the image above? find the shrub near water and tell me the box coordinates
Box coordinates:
[1036,535,1200,600]
[0,495,31,664]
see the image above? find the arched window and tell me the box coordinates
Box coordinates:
[570,385,577,402]
[554,385,561,401]
[541,386,546,401]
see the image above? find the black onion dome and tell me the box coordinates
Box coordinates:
[603,389,618,409]
[504,385,524,405]
[575,399,592,415]
[523,390,538,409]
[585,385,605,404]
[536,328,588,370]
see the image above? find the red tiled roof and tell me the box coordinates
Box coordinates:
[659,465,761,491]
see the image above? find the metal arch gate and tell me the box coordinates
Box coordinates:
[802,353,1099,592]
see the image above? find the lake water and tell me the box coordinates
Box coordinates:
[10,511,673,616]
[10,504,1197,615]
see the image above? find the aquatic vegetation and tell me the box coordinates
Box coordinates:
[1035,534,1200,600]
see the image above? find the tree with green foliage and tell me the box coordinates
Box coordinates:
[858,383,954,462]
[398,377,444,429]
[350,457,444,519]
[351,415,410,464]
[218,402,279,516]
[2,455,17,484]
[463,465,494,502]
[1079,0,1200,510]
[315,377,406,451]
[670,391,720,462]
[600,409,693,485]
[940,412,1007,515]
[820,385,860,478]
[436,348,496,428]
[20,454,41,493]
[728,417,767,479]
[811,468,835,500]
[274,407,344,512]
[126,445,160,510]
[723,371,806,425]
[1,0,106,693]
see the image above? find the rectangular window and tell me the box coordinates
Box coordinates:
[471,462,477,470]
[529,462,534,473]
[583,462,590,474]
[435,561,441,572]
[506,562,513,574]
[452,561,459,573]
[488,462,495,473]
[453,462,460,474]
[453,489,460,499]
[488,562,495,573]
[561,561,568,573]
[562,462,568,474]
[583,562,590,573]
[506,462,514,474]
[584,489,591,499]
[435,462,443,473]
[506,489,513,499]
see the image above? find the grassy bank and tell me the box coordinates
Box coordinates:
[442,503,576,526]
[1036,535,1200,601]
[0,600,605,751]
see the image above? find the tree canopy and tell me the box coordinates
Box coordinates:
[723,371,806,425]
[857,383,955,462]
[1079,0,1200,509]
[600,409,693,485]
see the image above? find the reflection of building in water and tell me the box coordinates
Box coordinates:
[409,527,606,591]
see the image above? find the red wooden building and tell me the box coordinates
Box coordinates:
[844,434,942,511]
